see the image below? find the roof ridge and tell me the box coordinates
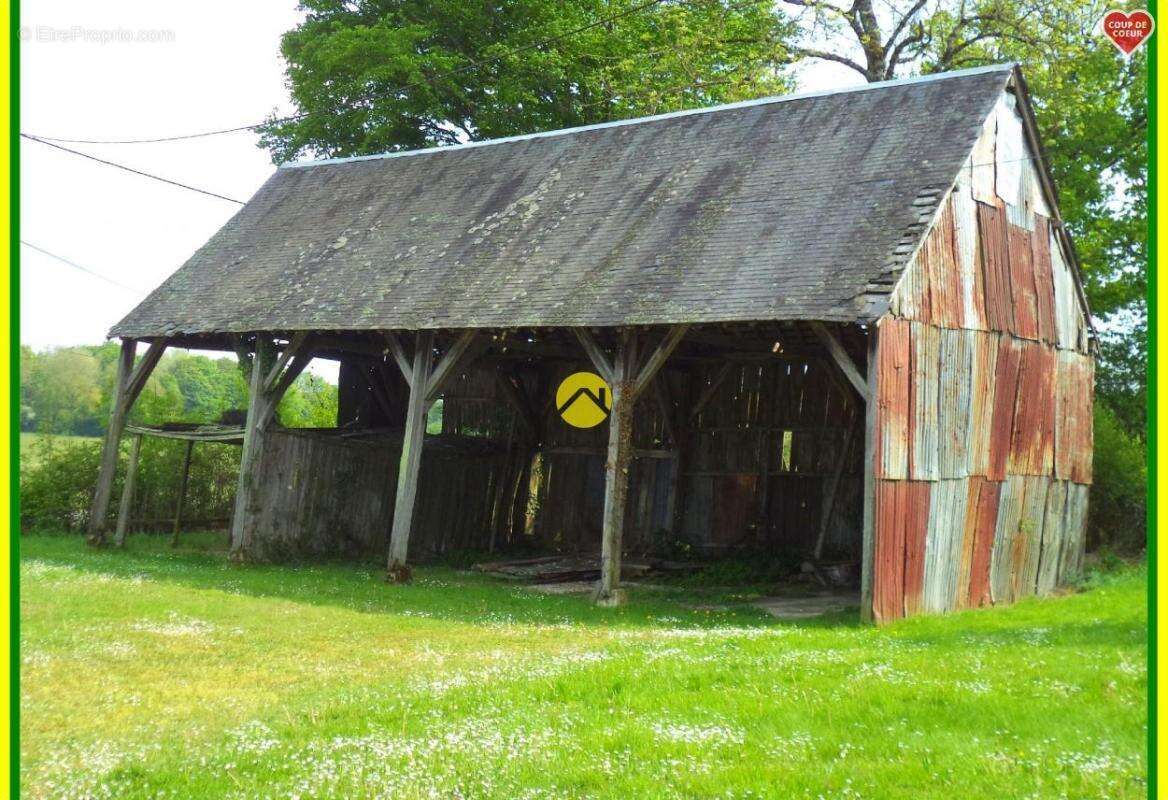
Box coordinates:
[280,63,1016,170]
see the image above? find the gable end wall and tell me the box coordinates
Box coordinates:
[869,88,1093,622]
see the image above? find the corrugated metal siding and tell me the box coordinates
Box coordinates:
[871,92,1092,621]
[876,317,912,480]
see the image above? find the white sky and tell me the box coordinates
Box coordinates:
[19,1,857,375]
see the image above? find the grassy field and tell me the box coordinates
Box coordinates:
[19,432,100,469]
[20,533,1146,799]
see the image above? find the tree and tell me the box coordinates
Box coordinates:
[22,348,103,435]
[259,0,795,162]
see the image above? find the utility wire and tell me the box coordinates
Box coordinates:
[20,241,147,294]
[23,0,676,146]
[21,134,246,204]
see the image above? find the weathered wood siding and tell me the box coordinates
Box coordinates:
[245,428,520,561]
[248,348,864,562]
[873,89,1093,622]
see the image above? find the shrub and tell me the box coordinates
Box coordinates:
[1087,402,1147,554]
[19,434,241,534]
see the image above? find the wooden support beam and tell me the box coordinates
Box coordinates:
[171,439,195,547]
[860,329,880,623]
[387,330,435,579]
[229,337,277,559]
[595,330,637,606]
[814,411,860,560]
[810,322,870,402]
[632,325,688,400]
[88,339,136,543]
[264,332,310,394]
[425,330,480,403]
[382,332,414,386]
[124,340,168,407]
[88,339,169,544]
[260,350,314,429]
[572,328,614,384]
[113,433,143,546]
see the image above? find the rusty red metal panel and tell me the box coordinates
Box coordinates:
[901,481,932,616]
[875,317,911,480]
[1009,342,1057,475]
[1055,352,1095,485]
[987,336,1021,481]
[977,201,1014,334]
[964,476,1001,608]
[1072,357,1095,484]
[873,479,932,621]
[918,198,964,328]
[873,480,906,623]
[1031,216,1057,344]
[1007,223,1039,340]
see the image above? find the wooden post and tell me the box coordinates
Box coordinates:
[228,335,313,559]
[597,332,636,606]
[230,337,275,558]
[384,330,482,580]
[388,331,435,576]
[860,328,880,623]
[577,325,688,606]
[171,439,195,546]
[113,433,143,546]
[88,338,167,544]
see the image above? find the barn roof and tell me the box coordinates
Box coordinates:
[112,64,1021,338]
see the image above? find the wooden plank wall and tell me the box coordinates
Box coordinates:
[874,90,1093,622]
[246,428,519,561]
[249,351,864,562]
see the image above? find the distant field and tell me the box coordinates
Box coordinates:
[19,432,100,469]
[20,532,1147,799]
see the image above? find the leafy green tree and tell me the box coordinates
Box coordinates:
[259,0,795,161]
[21,348,103,435]
[279,374,340,428]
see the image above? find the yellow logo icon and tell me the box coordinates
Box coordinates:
[556,372,611,428]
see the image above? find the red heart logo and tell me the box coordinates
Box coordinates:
[1101,9,1155,55]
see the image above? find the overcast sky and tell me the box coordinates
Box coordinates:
[19,0,856,365]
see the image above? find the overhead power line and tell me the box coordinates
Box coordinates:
[23,0,675,146]
[20,241,147,294]
[21,134,246,204]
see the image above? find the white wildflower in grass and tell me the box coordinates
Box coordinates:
[953,679,992,695]
[650,721,745,746]
[228,721,281,756]
[1117,656,1144,678]
[130,612,215,638]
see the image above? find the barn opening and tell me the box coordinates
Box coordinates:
[87,64,1094,620]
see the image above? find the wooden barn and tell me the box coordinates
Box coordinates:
[90,64,1093,620]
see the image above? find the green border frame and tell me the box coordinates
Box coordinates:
[1148,2,1158,796]
[10,0,19,796]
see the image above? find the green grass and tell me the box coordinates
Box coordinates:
[20,533,1146,799]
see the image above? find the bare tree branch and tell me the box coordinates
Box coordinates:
[793,46,867,76]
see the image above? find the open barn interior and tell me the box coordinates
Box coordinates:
[139,322,868,596]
